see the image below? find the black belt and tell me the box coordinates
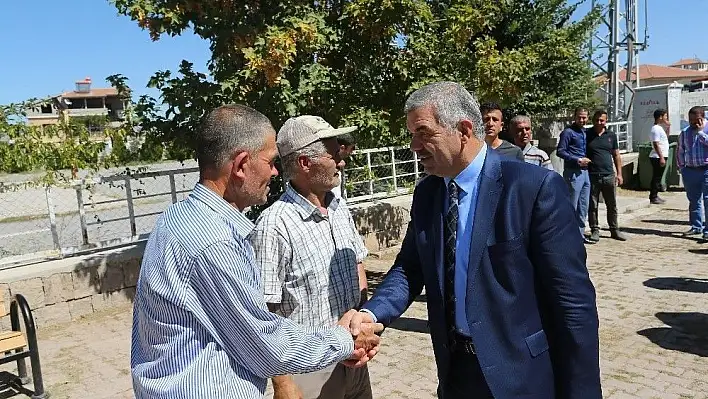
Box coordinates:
[450,333,475,354]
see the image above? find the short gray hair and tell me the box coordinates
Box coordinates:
[196,104,273,170]
[509,115,531,128]
[404,81,485,139]
[281,140,328,182]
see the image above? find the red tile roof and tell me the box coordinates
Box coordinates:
[669,58,704,67]
[617,64,708,81]
[60,87,119,99]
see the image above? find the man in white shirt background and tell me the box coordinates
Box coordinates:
[649,108,670,205]
[332,133,357,199]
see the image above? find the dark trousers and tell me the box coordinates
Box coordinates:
[439,351,494,399]
[588,174,618,231]
[649,157,666,200]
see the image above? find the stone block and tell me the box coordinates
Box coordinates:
[68,297,94,320]
[91,293,111,313]
[43,272,74,305]
[123,258,141,288]
[33,302,71,328]
[111,287,136,307]
[72,266,100,299]
[362,232,381,252]
[9,278,44,310]
[99,263,125,293]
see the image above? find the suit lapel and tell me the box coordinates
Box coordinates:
[467,150,502,283]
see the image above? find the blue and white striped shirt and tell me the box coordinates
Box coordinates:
[131,183,355,399]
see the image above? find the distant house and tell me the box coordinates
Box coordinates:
[26,77,126,130]
[595,64,708,87]
[669,58,708,72]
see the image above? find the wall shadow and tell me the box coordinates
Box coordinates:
[644,277,708,293]
[637,312,708,357]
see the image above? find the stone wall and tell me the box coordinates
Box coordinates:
[0,243,143,329]
[0,196,413,328]
[349,195,412,253]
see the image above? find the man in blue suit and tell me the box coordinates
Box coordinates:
[350,82,601,398]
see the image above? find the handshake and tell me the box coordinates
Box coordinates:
[337,310,383,368]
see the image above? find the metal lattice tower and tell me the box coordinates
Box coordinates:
[589,0,648,122]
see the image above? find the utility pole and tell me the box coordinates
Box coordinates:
[589,0,648,123]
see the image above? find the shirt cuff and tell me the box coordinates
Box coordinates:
[359,309,378,323]
[332,325,355,359]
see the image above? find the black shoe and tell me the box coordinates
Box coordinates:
[702,232,708,242]
[650,197,666,205]
[610,230,627,241]
[589,230,600,242]
[683,228,702,237]
[583,236,596,245]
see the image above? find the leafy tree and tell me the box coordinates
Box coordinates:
[112,0,602,156]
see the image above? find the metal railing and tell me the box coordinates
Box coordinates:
[342,146,423,204]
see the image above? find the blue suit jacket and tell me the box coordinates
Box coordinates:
[363,149,602,399]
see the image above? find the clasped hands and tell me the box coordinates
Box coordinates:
[337,310,383,368]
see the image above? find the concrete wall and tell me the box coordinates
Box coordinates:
[0,197,413,328]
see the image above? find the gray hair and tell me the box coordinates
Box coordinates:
[404,81,485,139]
[281,140,328,182]
[509,115,531,128]
[196,104,273,170]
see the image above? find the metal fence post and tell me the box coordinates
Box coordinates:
[413,151,419,181]
[390,147,398,192]
[45,186,60,250]
[366,152,374,197]
[125,176,137,237]
[169,173,178,204]
[75,184,89,245]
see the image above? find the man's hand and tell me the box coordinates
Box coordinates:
[272,376,303,399]
[659,157,666,167]
[338,310,384,368]
[616,175,623,186]
[578,157,591,167]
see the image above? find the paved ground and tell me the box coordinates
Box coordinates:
[1,191,707,398]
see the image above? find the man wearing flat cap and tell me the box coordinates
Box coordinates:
[249,115,374,399]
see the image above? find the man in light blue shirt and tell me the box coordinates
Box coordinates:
[131,105,381,399]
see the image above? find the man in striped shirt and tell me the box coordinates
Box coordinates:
[510,115,554,170]
[677,106,708,241]
[131,105,381,399]
[250,116,372,399]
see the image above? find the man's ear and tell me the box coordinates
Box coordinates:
[458,119,475,143]
[230,151,250,182]
[297,154,311,172]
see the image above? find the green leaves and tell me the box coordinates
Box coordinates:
[106,0,602,155]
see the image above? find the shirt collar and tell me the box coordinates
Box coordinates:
[522,143,532,155]
[444,143,487,194]
[283,183,340,220]
[190,183,254,237]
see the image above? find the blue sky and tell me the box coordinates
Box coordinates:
[0,0,703,105]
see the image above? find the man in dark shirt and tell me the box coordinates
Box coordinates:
[557,107,593,244]
[586,110,627,242]
[480,102,524,161]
